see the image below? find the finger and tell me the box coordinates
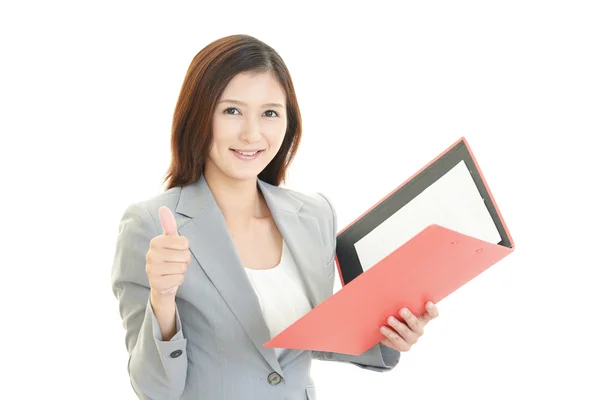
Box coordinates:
[153,248,191,264]
[165,248,192,264]
[147,261,188,276]
[159,206,179,236]
[380,326,411,351]
[146,247,190,265]
[420,301,439,323]
[387,316,419,345]
[152,273,185,292]
[151,235,189,250]
[400,308,424,336]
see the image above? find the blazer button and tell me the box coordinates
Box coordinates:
[170,350,183,358]
[267,372,282,386]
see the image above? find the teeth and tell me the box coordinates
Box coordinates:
[236,150,258,156]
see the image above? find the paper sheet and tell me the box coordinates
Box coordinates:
[354,160,502,271]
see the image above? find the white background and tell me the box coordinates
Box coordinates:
[2,1,599,399]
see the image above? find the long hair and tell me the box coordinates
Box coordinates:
[162,34,302,190]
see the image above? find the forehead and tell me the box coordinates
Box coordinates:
[220,71,286,103]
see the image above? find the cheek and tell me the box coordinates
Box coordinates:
[264,121,287,147]
[207,141,218,158]
[213,116,242,143]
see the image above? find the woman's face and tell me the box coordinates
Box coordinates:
[206,70,288,183]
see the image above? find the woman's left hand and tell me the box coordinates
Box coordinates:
[379,301,439,352]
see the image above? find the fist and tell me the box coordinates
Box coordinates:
[145,206,191,298]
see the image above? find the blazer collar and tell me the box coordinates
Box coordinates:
[176,174,302,219]
[175,175,324,376]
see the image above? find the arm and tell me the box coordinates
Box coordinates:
[311,344,400,372]
[314,193,401,372]
[111,203,188,399]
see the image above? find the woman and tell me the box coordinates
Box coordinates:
[111,34,439,400]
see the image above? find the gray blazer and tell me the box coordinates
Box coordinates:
[111,175,400,400]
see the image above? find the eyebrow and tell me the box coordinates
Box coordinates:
[219,99,285,108]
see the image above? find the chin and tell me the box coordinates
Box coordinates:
[205,153,272,183]
[227,159,273,181]
[225,168,263,182]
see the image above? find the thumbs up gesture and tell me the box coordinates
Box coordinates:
[145,206,191,299]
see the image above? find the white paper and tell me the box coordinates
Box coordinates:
[354,160,502,271]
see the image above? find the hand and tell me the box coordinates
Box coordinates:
[379,301,439,352]
[146,206,191,300]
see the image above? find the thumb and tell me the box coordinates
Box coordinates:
[158,206,179,236]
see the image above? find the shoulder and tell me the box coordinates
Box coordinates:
[276,185,338,262]
[276,185,336,224]
[117,187,183,235]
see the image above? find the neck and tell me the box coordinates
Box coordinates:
[203,166,265,220]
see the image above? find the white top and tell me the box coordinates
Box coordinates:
[243,241,313,360]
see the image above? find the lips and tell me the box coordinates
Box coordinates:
[230,149,264,160]
[231,149,262,156]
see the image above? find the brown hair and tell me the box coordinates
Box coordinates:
[161,34,302,191]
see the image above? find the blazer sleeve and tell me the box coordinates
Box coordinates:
[313,193,401,372]
[111,202,188,399]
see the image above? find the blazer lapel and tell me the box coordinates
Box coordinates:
[176,176,282,376]
[258,180,331,368]
[257,180,329,308]
[175,176,327,376]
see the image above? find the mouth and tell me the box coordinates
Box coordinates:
[230,149,264,160]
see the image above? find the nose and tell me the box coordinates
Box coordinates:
[239,115,261,144]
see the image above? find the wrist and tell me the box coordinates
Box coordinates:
[150,290,176,312]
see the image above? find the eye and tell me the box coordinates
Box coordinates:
[224,107,240,115]
[264,110,279,118]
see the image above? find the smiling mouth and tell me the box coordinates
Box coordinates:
[231,149,263,155]
[230,149,264,159]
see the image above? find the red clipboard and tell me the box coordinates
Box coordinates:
[264,137,515,355]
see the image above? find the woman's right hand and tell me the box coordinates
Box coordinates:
[146,206,191,301]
